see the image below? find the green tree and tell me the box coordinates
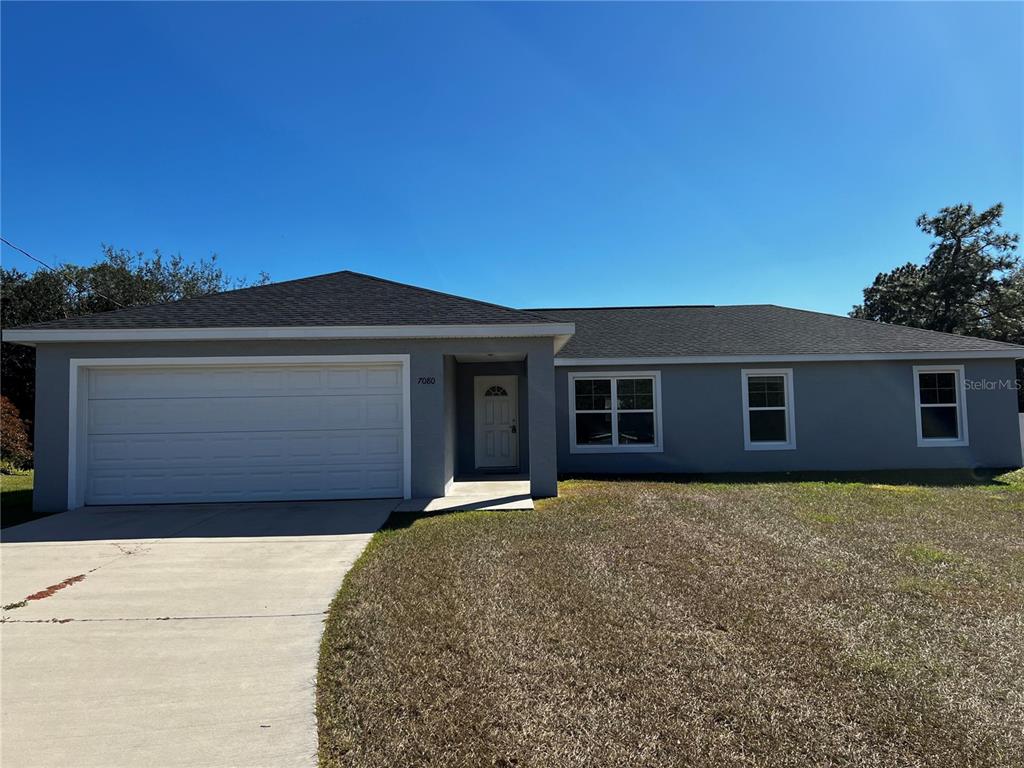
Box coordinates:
[851,204,1023,411]
[1,246,269,434]
[852,203,1021,342]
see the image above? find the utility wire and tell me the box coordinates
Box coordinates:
[1,235,126,308]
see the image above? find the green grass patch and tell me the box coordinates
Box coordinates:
[795,508,840,524]
[903,543,964,565]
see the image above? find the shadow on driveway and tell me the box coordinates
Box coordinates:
[1,498,397,543]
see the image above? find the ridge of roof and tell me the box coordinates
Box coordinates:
[526,304,717,311]
[343,271,554,322]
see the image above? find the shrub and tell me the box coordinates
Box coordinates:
[1,395,32,470]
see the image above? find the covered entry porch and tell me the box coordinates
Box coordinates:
[426,349,552,510]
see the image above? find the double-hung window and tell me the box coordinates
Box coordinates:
[741,369,796,450]
[569,372,662,453]
[913,365,968,447]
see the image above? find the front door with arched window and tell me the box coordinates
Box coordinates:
[474,375,519,469]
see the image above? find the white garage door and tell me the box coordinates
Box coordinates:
[83,363,405,505]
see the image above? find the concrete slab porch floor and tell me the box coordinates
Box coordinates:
[394,478,534,512]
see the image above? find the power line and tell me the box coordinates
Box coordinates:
[0,236,60,274]
[1,235,125,308]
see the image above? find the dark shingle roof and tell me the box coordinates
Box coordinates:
[531,305,1024,358]
[15,271,553,330]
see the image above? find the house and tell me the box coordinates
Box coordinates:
[4,271,1023,513]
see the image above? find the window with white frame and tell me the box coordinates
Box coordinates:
[569,372,662,452]
[913,365,968,446]
[741,369,796,450]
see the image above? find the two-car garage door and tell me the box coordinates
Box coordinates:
[82,362,405,505]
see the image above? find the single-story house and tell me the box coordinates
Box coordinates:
[4,270,1023,513]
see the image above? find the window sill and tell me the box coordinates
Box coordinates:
[916,439,969,448]
[570,444,664,455]
[744,442,797,451]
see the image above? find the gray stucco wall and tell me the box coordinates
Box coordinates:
[555,358,1023,474]
[31,337,559,512]
[33,336,1012,513]
[443,355,457,490]
[455,361,530,476]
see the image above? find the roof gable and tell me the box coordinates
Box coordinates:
[12,271,553,330]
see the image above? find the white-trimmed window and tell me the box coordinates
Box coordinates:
[741,369,796,450]
[568,371,663,453]
[913,365,969,447]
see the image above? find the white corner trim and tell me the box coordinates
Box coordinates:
[4,322,575,345]
[567,370,664,454]
[1018,413,1024,466]
[66,354,414,510]
[555,350,1023,366]
[912,364,969,448]
[741,368,797,451]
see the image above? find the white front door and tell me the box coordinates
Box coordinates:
[474,375,519,469]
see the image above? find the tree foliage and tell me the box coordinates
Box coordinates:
[851,204,1023,411]
[1,395,32,470]
[1,246,269,433]
[851,203,1021,342]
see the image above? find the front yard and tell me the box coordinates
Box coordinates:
[318,473,1024,767]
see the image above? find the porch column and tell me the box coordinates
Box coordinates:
[409,350,446,498]
[527,343,558,498]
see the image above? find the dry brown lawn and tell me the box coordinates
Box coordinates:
[318,472,1024,768]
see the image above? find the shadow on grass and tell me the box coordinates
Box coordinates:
[382,506,520,532]
[0,489,60,529]
[559,468,1024,488]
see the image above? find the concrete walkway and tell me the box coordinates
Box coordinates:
[395,478,534,512]
[0,500,393,768]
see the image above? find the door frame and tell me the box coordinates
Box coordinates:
[66,354,412,509]
[473,374,519,470]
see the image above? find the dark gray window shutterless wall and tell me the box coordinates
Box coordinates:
[555,358,1022,475]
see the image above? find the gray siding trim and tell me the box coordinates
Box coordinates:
[555,351,1024,366]
[556,359,1023,474]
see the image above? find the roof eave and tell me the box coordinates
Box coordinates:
[1,322,577,346]
[554,350,1024,365]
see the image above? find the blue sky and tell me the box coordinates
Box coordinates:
[2,2,1021,314]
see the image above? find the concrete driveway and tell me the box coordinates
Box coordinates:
[0,500,394,768]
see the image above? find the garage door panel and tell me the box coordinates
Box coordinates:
[89,430,402,468]
[364,367,402,389]
[88,394,402,434]
[83,363,405,505]
[86,462,403,504]
[90,365,403,399]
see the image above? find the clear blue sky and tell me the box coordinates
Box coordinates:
[2,1,1021,314]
